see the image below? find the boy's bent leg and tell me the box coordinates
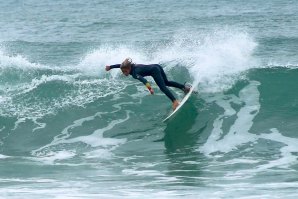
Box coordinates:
[152,71,176,102]
[158,65,185,90]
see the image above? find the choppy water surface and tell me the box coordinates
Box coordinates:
[1,0,298,198]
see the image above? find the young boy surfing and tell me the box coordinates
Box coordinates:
[105,58,190,110]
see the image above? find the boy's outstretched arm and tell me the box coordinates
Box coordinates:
[135,75,154,95]
[105,64,121,71]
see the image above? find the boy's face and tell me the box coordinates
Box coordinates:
[121,68,130,76]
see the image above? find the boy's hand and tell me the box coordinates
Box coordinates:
[146,83,154,95]
[105,65,111,71]
[148,87,154,95]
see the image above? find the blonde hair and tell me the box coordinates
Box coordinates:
[120,58,133,69]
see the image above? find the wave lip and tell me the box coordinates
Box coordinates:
[151,29,258,92]
[191,30,257,92]
[0,49,43,70]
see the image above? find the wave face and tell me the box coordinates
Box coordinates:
[1,0,298,198]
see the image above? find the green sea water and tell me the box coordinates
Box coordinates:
[1,0,298,198]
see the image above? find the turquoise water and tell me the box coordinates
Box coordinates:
[1,1,298,198]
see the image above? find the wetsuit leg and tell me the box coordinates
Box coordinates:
[157,65,185,90]
[152,68,176,102]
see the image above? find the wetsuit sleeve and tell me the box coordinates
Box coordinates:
[134,75,148,85]
[109,64,121,69]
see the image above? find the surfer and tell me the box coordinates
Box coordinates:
[105,58,190,110]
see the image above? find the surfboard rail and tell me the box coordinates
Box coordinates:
[162,81,198,122]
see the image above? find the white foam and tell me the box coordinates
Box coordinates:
[0,48,72,74]
[0,178,56,183]
[68,29,258,94]
[0,48,129,122]
[122,169,164,177]
[223,127,298,178]
[0,50,42,69]
[31,110,130,164]
[193,31,257,90]
[1,29,258,124]
[33,106,130,154]
[57,113,129,147]
[2,75,125,123]
[60,126,126,148]
[223,158,259,165]
[256,128,298,170]
[265,62,298,69]
[14,74,76,96]
[0,154,9,159]
[154,29,258,92]
[200,81,260,156]
[200,80,298,175]
[0,96,8,104]
[29,150,76,165]
[76,45,149,77]
[83,148,113,159]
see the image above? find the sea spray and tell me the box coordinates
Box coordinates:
[75,29,257,93]
[153,29,258,92]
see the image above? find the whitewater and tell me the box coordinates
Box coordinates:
[1,0,298,198]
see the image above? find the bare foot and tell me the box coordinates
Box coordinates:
[172,100,180,110]
[183,85,191,94]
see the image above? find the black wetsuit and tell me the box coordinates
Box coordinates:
[110,64,185,102]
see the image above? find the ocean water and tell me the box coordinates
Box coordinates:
[1,0,298,198]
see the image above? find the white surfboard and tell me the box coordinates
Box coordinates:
[163,82,197,122]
